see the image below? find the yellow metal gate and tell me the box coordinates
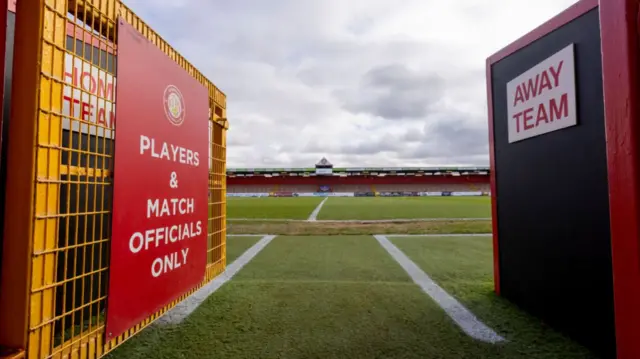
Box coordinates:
[0,1,227,358]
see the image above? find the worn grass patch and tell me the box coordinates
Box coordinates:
[318,197,491,220]
[227,219,491,236]
[389,235,597,359]
[227,197,322,219]
[233,236,410,282]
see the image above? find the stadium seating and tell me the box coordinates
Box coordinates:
[227,183,490,194]
[226,166,491,196]
[227,185,275,193]
[273,185,318,193]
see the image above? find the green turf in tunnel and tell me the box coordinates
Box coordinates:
[106,235,596,359]
[233,235,411,282]
[225,236,263,263]
[107,281,506,359]
[106,236,501,359]
[388,235,598,359]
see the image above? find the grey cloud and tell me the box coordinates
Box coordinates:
[297,111,488,163]
[340,64,445,120]
[123,0,571,168]
[296,39,435,89]
[400,129,425,142]
[303,134,404,156]
[406,115,488,159]
[397,153,489,166]
[335,140,402,155]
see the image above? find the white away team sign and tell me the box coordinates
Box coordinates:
[506,44,577,143]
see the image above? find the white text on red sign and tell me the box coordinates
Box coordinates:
[128,134,203,278]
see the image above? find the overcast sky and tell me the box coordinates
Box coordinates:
[126,0,578,168]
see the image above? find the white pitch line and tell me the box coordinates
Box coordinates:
[374,234,505,344]
[385,234,492,237]
[227,217,491,223]
[227,235,274,238]
[307,197,328,221]
[156,235,276,325]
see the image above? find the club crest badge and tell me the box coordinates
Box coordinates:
[163,85,186,126]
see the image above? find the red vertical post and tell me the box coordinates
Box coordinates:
[600,0,640,358]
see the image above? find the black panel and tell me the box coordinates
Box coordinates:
[0,11,15,292]
[491,8,614,358]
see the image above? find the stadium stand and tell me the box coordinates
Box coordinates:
[227,158,490,197]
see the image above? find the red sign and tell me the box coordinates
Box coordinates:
[105,19,209,339]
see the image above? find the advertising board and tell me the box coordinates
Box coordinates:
[312,192,354,197]
[451,191,483,196]
[272,192,295,197]
[226,193,270,198]
[105,19,209,339]
[420,192,443,196]
[332,192,353,197]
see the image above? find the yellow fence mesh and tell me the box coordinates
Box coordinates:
[0,0,227,358]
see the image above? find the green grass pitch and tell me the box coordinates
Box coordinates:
[227,196,491,220]
[226,197,324,219]
[318,196,491,220]
[107,235,594,359]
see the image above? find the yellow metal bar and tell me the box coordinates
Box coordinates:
[33,0,65,356]
[67,0,116,41]
[60,165,110,178]
[0,0,46,350]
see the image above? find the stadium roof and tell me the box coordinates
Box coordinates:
[316,157,332,166]
[227,166,490,173]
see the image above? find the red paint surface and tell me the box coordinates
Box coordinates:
[105,19,209,339]
[600,1,640,358]
[485,0,598,303]
[227,175,489,186]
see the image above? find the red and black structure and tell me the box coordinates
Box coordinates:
[487,0,640,358]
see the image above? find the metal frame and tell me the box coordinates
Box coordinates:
[0,1,227,358]
[600,0,640,358]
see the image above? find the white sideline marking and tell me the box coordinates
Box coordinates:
[227,217,491,223]
[386,234,491,237]
[227,234,274,238]
[374,234,505,344]
[156,235,276,325]
[307,197,328,221]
